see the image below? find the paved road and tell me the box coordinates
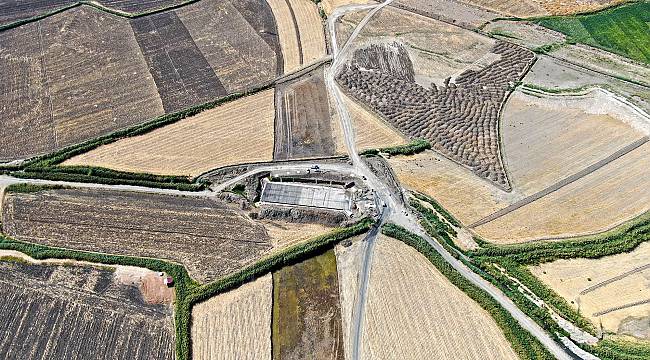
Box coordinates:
[470,136,649,228]
[325,2,575,359]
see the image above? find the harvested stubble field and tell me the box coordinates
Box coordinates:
[530,241,650,339]
[334,236,364,360]
[338,38,535,188]
[176,0,281,92]
[461,0,627,18]
[0,260,174,359]
[361,236,519,359]
[0,7,164,161]
[1,188,272,283]
[501,90,645,195]
[266,0,326,73]
[389,150,517,225]
[273,249,345,360]
[130,11,226,113]
[0,0,185,27]
[336,91,407,151]
[341,7,497,87]
[474,141,650,243]
[322,0,374,15]
[393,0,499,29]
[64,90,276,176]
[263,220,335,249]
[275,68,344,160]
[192,274,273,360]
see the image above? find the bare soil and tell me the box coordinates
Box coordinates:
[0,7,164,161]
[0,259,174,360]
[1,188,272,283]
[274,67,338,159]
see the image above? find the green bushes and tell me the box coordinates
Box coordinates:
[411,192,461,227]
[11,171,204,191]
[0,217,373,360]
[360,139,431,156]
[5,183,68,194]
[381,223,555,360]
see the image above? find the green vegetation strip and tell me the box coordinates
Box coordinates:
[360,139,431,156]
[534,2,650,64]
[469,212,650,358]
[0,218,372,360]
[381,223,555,360]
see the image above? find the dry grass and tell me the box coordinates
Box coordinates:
[502,90,644,195]
[192,274,273,360]
[262,220,334,249]
[530,242,650,338]
[64,90,275,176]
[389,150,517,225]
[460,0,626,17]
[289,0,327,65]
[342,92,407,151]
[475,142,650,243]
[361,235,519,359]
[266,0,301,73]
[322,0,374,15]
[350,7,495,87]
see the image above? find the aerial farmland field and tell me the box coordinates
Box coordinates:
[360,236,519,359]
[64,90,276,176]
[0,260,174,359]
[1,188,272,283]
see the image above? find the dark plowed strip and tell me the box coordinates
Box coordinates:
[130,11,226,113]
[470,136,650,228]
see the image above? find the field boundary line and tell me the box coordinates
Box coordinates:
[593,298,650,317]
[284,0,304,66]
[469,136,649,228]
[580,263,650,295]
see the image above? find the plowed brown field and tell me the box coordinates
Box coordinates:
[64,90,275,176]
[361,236,519,359]
[1,188,271,283]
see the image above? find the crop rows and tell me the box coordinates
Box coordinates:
[1,188,272,283]
[337,41,535,188]
[0,261,174,360]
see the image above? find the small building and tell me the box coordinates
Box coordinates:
[163,277,174,287]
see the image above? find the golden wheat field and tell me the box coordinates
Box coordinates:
[361,235,519,359]
[475,142,650,243]
[266,0,301,73]
[192,274,273,360]
[289,0,327,65]
[530,241,650,338]
[501,90,644,195]
[344,92,407,151]
[263,220,335,249]
[334,236,365,360]
[64,90,275,176]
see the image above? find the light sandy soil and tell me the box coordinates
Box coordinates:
[0,250,173,304]
[389,150,518,225]
[64,90,275,176]
[335,92,407,151]
[394,0,499,28]
[348,6,495,87]
[530,242,650,339]
[192,274,273,360]
[266,0,301,72]
[322,0,374,15]
[475,142,650,243]
[289,0,327,65]
[334,236,364,360]
[535,0,627,16]
[460,0,548,17]
[361,235,519,359]
[263,220,335,249]
[501,90,645,194]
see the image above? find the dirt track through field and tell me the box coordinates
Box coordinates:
[470,136,649,228]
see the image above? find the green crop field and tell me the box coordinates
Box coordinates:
[535,2,650,64]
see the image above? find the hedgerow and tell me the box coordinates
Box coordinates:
[411,192,461,227]
[360,139,431,156]
[381,223,555,360]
